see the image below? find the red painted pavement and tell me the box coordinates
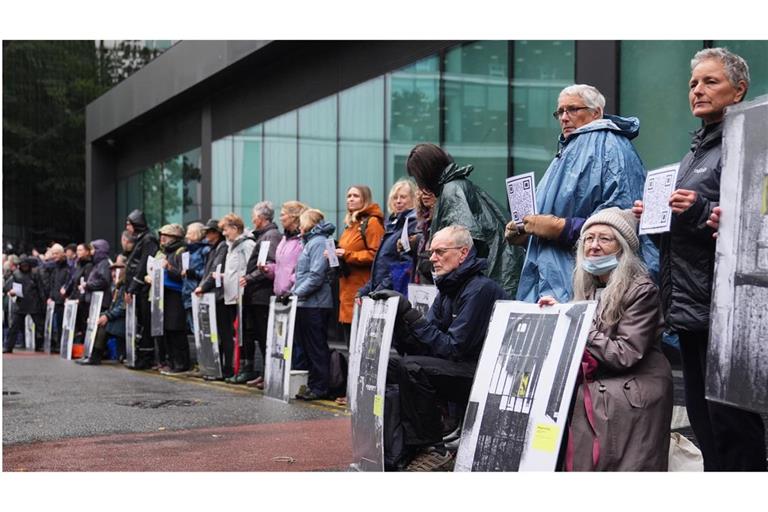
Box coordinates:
[3,417,352,472]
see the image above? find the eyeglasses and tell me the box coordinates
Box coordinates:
[426,246,463,257]
[552,106,592,119]
[583,235,617,246]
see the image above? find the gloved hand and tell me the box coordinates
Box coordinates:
[522,214,565,240]
[276,293,292,305]
[505,221,529,246]
[370,290,423,326]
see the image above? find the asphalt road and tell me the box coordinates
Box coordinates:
[3,352,352,471]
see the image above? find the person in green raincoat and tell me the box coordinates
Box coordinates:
[406,143,523,296]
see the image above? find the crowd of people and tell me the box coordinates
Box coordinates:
[3,47,765,472]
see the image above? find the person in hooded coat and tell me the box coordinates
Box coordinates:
[335,185,385,346]
[282,209,336,401]
[358,179,419,298]
[406,143,523,297]
[3,257,46,353]
[76,239,113,365]
[508,84,658,304]
[123,209,159,369]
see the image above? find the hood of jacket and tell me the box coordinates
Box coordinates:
[227,233,250,251]
[559,114,640,147]
[434,249,488,296]
[436,163,475,195]
[303,220,336,242]
[355,203,385,224]
[91,239,111,264]
[127,209,148,232]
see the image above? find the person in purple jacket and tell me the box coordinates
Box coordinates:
[249,200,308,388]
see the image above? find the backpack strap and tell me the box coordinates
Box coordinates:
[359,216,371,251]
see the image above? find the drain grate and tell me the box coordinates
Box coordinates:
[117,399,203,409]
[3,391,20,396]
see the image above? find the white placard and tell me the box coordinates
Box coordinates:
[257,240,270,267]
[399,217,411,253]
[407,283,438,317]
[325,239,339,268]
[639,165,679,235]
[505,172,537,226]
[147,255,156,274]
[12,282,23,298]
[215,263,222,287]
[455,300,596,472]
[181,252,190,272]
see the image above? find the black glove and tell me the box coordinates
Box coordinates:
[276,293,292,305]
[369,289,421,324]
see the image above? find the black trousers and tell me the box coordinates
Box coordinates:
[135,291,155,366]
[243,304,269,375]
[294,307,331,396]
[678,330,767,471]
[51,303,65,351]
[4,311,43,351]
[386,355,476,448]
[165,330,190,371]
[218,303,236,378]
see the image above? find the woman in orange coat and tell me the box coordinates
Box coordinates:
[335,185,385,346]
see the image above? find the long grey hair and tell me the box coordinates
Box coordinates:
[572,226,647,327]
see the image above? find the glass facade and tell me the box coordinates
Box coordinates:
[114,40,767,242]
[116,148,201,235]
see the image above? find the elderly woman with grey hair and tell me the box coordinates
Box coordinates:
[228,201,282,384]
[539,208,672,471]
[509,83,658,305]
[633,47,766,471]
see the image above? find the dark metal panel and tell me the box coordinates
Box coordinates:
[86,40,272,143]
[201,103,212,221]
[86,142,117,244]
[575,41,619,115]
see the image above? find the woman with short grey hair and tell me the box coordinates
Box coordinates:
[252,201,275,223]
[633,47,765,470]
[557,84,606,117]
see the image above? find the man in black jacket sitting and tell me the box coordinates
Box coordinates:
[371,225,508,471]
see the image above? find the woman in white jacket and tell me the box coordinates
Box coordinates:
[219,213,255,379]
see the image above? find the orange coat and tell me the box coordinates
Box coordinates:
[337,203,385,323]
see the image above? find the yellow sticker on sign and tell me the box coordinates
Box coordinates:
[283,347,291,361]
[210,333,218,344]
[517,373,529,397]
[373,394,384,417]
[531,424,560,453]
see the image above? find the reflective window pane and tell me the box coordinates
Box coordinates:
[212,136,233,220]
[162,156,184,225]
[233,127,262,222]
[299,96,338,225]
[339,77,385,229]
[512,40,575,183]
[714,41,768,98]
[264,112,298,217]
[143,164,162,231]
[386,56,439,193]
[444,41,510,207]
[620,41,702,169]
[182,148,202,224]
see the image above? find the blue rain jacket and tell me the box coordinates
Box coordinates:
[358,208,418,297]
[292,220,336,309]
[516,115,659,303]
